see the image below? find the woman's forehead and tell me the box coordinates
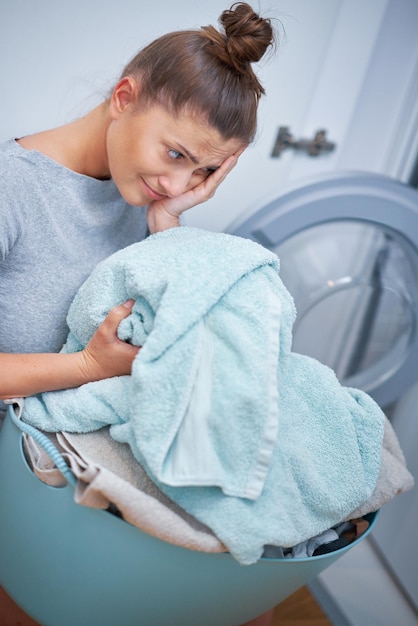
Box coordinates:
[157,104,243,161]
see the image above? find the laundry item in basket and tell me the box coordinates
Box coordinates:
[19,406,412,560]
[22,227,412,564]
[20,421,225,554]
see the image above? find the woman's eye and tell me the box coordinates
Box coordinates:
[199,167,217,178]
[168,148,183,160]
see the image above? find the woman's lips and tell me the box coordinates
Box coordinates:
[142,179,167,201]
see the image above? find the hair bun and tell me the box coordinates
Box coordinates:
[220,2,274,66]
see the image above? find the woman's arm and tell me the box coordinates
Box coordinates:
[0,300,139,399]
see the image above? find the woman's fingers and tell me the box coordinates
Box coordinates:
[147,144,247,233]
[80,301,140,381]
[179,144,248,211]
[153,145,247,221]
[101,299,135,332]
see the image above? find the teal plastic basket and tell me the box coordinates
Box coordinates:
[0,405,378,626]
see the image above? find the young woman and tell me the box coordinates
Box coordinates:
[1,7,278,624]
[0,3,274,411]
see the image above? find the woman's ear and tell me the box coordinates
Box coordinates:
[109,76,140,118]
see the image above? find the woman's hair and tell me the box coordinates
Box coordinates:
[119,3,275,143]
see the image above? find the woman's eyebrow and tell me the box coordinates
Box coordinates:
[176,143,200,165]
[175,143,220,171]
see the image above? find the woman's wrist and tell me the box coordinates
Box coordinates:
[147,203,180,234]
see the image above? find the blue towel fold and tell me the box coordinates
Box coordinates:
[23,226,385,564]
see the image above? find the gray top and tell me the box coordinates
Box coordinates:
[0,138,148,418]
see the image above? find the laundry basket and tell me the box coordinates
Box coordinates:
[0,404,378,626]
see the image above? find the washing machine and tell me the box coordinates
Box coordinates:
[228,171,418,621]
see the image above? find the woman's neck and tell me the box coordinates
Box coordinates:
[17,103,111,179]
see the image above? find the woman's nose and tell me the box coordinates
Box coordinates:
[159,170,193,198]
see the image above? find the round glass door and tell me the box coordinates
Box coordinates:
[230,172,418,407]
[274,220,418,397]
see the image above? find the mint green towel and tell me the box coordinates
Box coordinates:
[23,227,385,564]
[23,227,292,500]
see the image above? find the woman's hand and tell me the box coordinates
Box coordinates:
[147,145,247,233]
[77,300,140,382]
[0,301,139,400]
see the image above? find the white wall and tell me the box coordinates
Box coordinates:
[0,0,290,138]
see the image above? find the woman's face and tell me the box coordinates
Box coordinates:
[105,79,243,207]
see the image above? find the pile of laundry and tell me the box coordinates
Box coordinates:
[21,227,414,565]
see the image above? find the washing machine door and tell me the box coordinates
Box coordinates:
[229,172,418,408]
